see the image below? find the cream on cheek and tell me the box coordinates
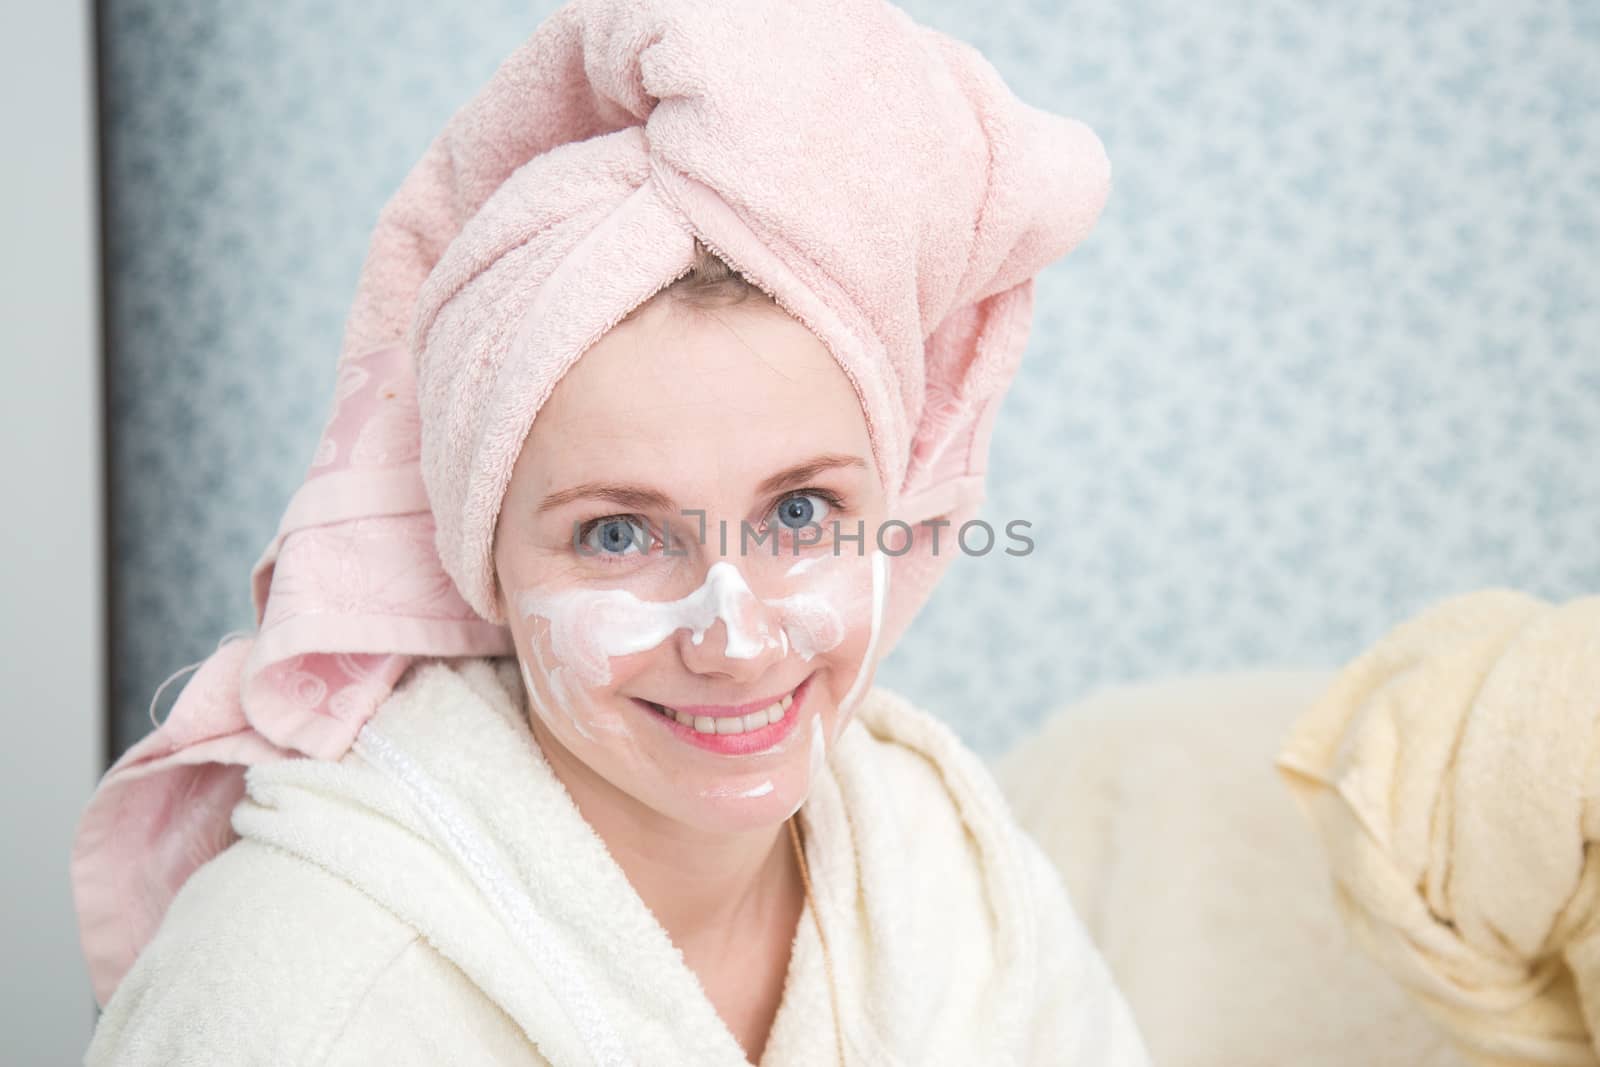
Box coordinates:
[781,549,888,818]
[511,550,889,794]
[820,548,888,722]
[518,562,786,688]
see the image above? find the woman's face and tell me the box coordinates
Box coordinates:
[492,293,890,835]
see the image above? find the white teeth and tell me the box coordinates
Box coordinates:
[652,693,792,736]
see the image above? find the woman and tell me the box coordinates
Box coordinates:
[75,1,1149,1063]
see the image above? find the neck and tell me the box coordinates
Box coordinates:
[529,715,798,954]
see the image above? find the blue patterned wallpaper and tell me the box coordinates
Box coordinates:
[102,1,1600,759]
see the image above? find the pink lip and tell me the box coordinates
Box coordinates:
[635,675,812,757]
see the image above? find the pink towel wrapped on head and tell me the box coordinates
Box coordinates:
[73,0,1111,1007]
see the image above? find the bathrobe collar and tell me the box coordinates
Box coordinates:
[231,657,1037,1066]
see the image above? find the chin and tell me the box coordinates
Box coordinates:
[637,755,820,836]
[689,791,805,835]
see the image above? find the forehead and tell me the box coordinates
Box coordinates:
[522,297,873,489]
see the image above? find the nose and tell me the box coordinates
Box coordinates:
[673,564,787,682]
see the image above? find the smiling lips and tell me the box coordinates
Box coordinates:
[636,676,811,753]
[644,688,796,736]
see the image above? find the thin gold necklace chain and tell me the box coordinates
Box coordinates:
[787,815,846,1067]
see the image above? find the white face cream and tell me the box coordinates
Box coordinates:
[702,779,777,801]
[518,561,784,688]
[512,549,888,803]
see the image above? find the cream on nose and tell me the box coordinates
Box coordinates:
[674,563,789,677]
[685,562,776,659]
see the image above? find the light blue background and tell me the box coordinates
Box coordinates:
[103,1,1600,759]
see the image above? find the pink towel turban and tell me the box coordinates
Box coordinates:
[73,0,1111,1007]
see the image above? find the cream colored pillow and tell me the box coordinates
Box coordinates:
[991,670,1469,1067]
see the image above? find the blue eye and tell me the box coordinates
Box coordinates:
[580,516,650,557]
[773,492,832,530]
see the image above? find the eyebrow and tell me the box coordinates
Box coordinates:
[536,453,868,515]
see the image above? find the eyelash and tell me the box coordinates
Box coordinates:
[574,489,849,564]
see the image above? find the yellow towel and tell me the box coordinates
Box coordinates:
[1276,589,1600,1066]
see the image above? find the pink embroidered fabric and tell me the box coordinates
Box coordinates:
[72,344,511,1005]
[72,0,1111,1008]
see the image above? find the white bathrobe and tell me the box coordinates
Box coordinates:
[86,658,1149,1066]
